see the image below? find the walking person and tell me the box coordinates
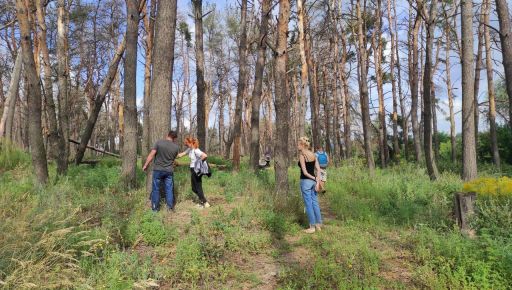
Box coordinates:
[142,131,179,212]
[177,137,211,208]
[297,137,323,233]
[315,146,329,193]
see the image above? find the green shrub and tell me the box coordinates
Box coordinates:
[0,140,30,172]
[410,227,511,289]
[125,211,175,246]
[471,198,512,238]
[174,236,208,282]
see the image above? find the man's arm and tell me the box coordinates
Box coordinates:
[142,149,157,171]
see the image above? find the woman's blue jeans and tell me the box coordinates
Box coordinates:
[300,179,322,226]
[151,170,174,211]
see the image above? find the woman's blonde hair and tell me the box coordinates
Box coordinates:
[298,136,311,149]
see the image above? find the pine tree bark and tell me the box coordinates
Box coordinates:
[422,0,439,180]
[340,23,351,158]
[409,10,422,162]
[372,0,388,167]
[250,0,270,170]
[16,0,48,184]
[395,0,407,160]
[121,0,139,188]
[56,0,70,173]
[193,0,207,148]
[387,0,399,161]
[35,0,61,165]
[445,20,457,163]
[356,0,375,174]
[461,0,478,181]
[495,0,512,128]
[297,0,309,138]
[146,0,178,190]
[274,0,291,194]
[484,0,501,169]
[142,0,156,161]
[0,49,22,139]
[473,12,485,150]
[232,0,248,171]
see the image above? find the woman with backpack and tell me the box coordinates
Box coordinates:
[177,137,211,208]
[297,137,323,233]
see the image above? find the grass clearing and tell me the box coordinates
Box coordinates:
[0,145,511,289]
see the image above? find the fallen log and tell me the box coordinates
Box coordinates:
[68,139,120,158]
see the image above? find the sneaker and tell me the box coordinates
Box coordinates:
[167,207,175,213]
[315,224,322,232]
[196,203,205,209]
[203,202,211,208]
[303,227,316,234]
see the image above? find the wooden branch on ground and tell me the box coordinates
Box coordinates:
[68,139,120,158]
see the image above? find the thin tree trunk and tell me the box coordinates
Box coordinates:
[387,0,399,161]
[410,9,422,162]
[142,0,156,163]
[340,24,351,158]
[422,0,439,180]
[356,0,375,174]
[297,0,309,141]
[306,35,320,149]
[372,0,388,167]
[121,0,139,188]
[16,0,48,184]
[445,21,457,163]
[0,49,22,139]
[495,0,512,128]
[396,0,408,160]
[57,0,70,172]
[274,0,291,194]
[250,0,270,170]
[75,37,127,165]
[484,0,500,169]
[193,0,207,149]
[232,0,248,171]
[461,0,478,181]
[36,0,67,173]
[474,11,485,150]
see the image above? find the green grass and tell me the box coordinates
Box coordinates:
[0,143,511,289]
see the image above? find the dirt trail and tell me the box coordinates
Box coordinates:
[146,188,416,289]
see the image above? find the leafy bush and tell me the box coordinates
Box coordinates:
[0,140,30,172]
[125,211,175,246]
[410,227,511,289]
[174,236,208,282]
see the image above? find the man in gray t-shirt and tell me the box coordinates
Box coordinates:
[143,130,179,211]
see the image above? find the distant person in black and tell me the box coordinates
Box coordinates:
[142,130,179,212]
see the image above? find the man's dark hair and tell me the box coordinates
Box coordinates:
[167,130,178,139]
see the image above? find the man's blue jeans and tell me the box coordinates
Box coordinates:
[300,179,322,226]
[151,170,174,211]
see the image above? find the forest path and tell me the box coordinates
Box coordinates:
[137,181,417,289]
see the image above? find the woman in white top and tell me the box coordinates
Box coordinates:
[177,137,210,208]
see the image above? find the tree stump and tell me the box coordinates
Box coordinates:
[454,192,476,237]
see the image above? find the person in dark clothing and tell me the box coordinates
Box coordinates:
[297,136,323,233]
[177,137,211,208]
[142,130,179,212]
